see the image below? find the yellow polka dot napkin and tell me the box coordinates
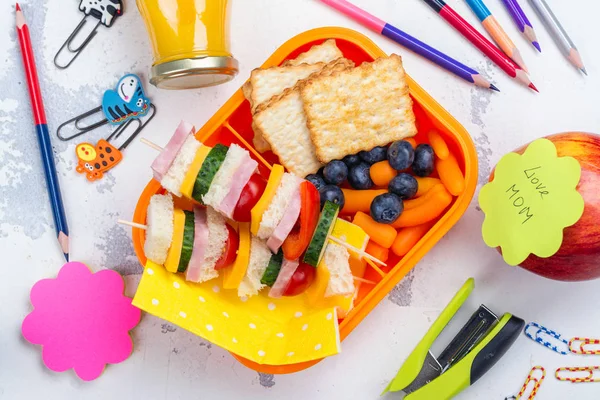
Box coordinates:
[133,262,341,365]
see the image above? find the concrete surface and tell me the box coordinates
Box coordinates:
[1,0,599,399]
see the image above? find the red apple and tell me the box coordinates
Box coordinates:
[491,132,600,281]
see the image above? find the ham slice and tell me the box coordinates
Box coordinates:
[151,121,195,181]
[186,207,209,282]
[269,258,299,298]
[266,179,302,253]
[218,155,258,219]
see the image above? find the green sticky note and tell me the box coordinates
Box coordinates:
[479,139,584,266]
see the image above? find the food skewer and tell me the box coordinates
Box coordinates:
[140,136,388,268]
[118,218,382,283]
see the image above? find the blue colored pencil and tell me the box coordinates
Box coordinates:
[16,3,70,261]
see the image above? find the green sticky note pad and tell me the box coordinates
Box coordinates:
[479,139,584,266]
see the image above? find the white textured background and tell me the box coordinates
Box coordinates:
[1,0,600,399]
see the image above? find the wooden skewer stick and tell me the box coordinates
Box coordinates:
[140,138,164,152]
[353,276,376,285]
[118,219,147,230]
[365,258,386,278]
[327,235,387,266]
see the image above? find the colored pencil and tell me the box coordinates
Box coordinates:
[500,0,541,52]
[319,0,499,91]
[421,0,537,91]
[528,0,586,75]
[465,0,528,71]
[16,3,70,261]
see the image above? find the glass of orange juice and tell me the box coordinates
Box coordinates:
[136,0,238,89]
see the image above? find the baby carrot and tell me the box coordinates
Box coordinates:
[353,212,398,249]
[436,153,465,196]
[391,186,453,228]
[403,184,445,210]
[371,161,397,187]
[341,189,387,215]
[428,130,450,160]
[415,177,442,197]
[391,221,435,257]
[365,240,389,263]
[405,137,417,148]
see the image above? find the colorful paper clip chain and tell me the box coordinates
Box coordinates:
[569,338,600,355]
[524,322,569,355]
[505,366,546,400]
[556,366,600,383]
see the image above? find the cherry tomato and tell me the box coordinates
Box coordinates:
[214,224,239,270]
[233,174,267,222]
[283,262,316,297]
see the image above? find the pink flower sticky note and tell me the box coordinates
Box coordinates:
[22,262,141,381]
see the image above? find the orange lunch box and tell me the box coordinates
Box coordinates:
[132,27,478,374]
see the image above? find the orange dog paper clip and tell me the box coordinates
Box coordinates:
[57,74,156,182]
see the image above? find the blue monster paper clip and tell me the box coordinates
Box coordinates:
[54,0,123,69]
[57,74,156,181]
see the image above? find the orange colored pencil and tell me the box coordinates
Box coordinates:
[465,0,528,72]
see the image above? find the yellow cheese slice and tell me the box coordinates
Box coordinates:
[331,218,369,258]
[305,258,331,305]
[180,145,212,200]
[222,222,250,289]
[306,253,354,315]
[164,209,186,273]
[250,164,284,236]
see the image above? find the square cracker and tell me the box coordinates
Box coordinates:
[283,39,343,67]
[301,54,417,163]
[254,58,355,177]
[247,63,324,113]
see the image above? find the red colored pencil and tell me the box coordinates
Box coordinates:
[422,0,538,92]
[16,3,70,260]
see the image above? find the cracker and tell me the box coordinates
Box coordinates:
[283,39,343,67]
[301,54,417,163]
[248,63,324,114]
[254,58,354,177]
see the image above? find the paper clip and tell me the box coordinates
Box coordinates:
[54,0,123,69]
[57,74,156,182]
[524,322,569,355]
[505,366,546,400]
[556,366,600,383]
[569,338,600,355]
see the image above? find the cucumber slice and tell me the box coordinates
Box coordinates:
[261,249,284,287]
[177,211,195,273]
[303,201,340,267]
[192,144,228,203]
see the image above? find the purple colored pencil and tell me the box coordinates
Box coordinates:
[501,0,541,52]
[320,0,498,91]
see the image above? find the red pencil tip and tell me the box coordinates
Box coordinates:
[16,3,21,11]
[529,83,539,93]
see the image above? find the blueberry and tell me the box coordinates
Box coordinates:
[342,154,361,168]
[388,140,415,171]
[359,146,388,165]
[389,173,418,199]
[413,144,435,177]
[319,185,345,210]
[306,174,326,191]
[348,162,373,190]
[323,160,348,186]
[370,193,403,224]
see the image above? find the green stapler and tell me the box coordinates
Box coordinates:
[383,278,524,399]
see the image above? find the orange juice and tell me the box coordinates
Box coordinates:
[137,0,238,89]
